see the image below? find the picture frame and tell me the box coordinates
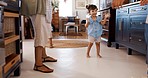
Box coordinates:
[75,0,87,9]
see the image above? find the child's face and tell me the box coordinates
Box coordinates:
[90,9,97,16]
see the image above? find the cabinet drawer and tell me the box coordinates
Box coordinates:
[129,30,144,37]
[116,8,128,15]
[129,35,146,49]
[4,54,20,73]
[129,31,146,45]
[129,5,148,14]
[129,15,146,30]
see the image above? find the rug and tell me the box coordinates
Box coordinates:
[59,32,82,36]
[46,40,88,48]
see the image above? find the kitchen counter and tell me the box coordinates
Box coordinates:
[122,1,140,7]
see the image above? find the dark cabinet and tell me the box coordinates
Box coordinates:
[100,8,116,47]
[99,0,115,47]
[116,4,147,57]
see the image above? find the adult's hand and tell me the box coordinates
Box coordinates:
[112,0,148,9]
[140,0,148,5]
[112,0,125,9]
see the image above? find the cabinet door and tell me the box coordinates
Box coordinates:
[129,15,147,53]
[116,16,129,43]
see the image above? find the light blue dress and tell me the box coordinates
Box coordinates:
[87,16,103,39]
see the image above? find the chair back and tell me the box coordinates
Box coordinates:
[67,16,75,22]
[81,20,86,24]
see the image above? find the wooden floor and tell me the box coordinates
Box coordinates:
[52,32,88,39]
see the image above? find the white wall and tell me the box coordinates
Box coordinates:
[72,0,100,21]
[58,0,100,31]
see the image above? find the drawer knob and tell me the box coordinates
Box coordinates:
[140,22,145,24]
[11,60,15,64]
[139,39,142,41]
[131,9,136,12]
[131,22,135,24]
[141,7,147,10]
[123,11,127,12]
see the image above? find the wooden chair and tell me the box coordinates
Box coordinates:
[64,16,79,34]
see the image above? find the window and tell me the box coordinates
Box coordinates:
[59,0,72,17]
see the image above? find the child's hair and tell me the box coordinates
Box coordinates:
[86,4,98,13]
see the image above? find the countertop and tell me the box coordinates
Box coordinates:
[122,1,141,7]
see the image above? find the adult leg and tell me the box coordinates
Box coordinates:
[31,14,54,73]
[42,48,57,62]
[35,46,43,66]
[34,46,53,73]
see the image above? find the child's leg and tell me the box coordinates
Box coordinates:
[95,42,102,58]
[87,42,93,58]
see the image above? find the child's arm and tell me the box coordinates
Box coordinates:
[85,18,90,28]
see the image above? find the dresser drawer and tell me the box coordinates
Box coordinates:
[129,15,147,30]
[129,35,146,49]
[129,30,144,37]
[129,5,148,14]
[116,8,128,15]
[4,54,20,73]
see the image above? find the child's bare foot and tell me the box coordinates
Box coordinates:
[97,55,102,58]
[87,55,91,58]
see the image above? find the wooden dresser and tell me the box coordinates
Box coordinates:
[0,0,22,78]
[52,11,59,32]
